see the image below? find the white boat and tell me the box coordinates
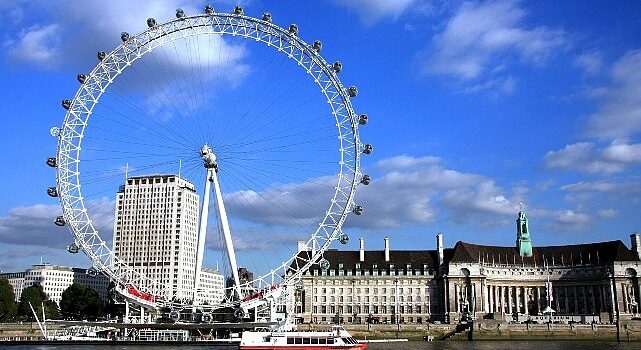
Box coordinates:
[239,325,366,350]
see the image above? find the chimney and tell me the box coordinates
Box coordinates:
[359,237,365,262]
[436,233,444,266]
[384,237,390,262]
[631,233,641,260]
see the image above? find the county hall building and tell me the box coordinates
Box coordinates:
[292,209,641,324]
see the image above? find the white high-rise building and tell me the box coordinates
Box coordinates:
[198,267,226,305]
[112,175,200,302]
[0,263,110,304]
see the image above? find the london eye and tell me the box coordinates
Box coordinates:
[47,4,371,321]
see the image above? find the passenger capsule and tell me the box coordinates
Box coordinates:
[332,61,342,73]
[147,18,157,27]
[201,312,213,323]
[319,258,330,270]
[353,205,363,215]
[77,74,87,84]
[312,40,322,52]
[61,99,71,110]
[363,144,373,155]
[176,8,185,18]
[46,157,57,168]
[295,281,304,291]
[204,5,214,14]
[54,216,66,226]
[360,174,371,185]
[262,12,272,22]
[358,114,368,125]
[288,24,299,36]
[170,310,181,321]
[47,187,58,197]
[348,86,358,97]
[234,6,244,15]
[234,308,245,318]
[120,32,130,42]
[67,243,79,254]
[339,234,349,244]
[97,51,106,61]
[87,267,98,277]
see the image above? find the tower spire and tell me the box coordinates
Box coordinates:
[516,203,533,257]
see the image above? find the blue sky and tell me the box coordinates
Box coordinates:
[0,0,640,275]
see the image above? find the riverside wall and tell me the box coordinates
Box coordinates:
[3,321,641,342]
[311,320,641,342]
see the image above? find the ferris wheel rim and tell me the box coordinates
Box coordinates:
[55,8,365,311]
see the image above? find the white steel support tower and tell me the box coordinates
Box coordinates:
[194,145,242,306]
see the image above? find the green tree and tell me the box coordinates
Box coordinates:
[103,282,124,319]
[60,283,103,320]
[17,285,47,321]
[0,278,17,322]
[44,299,61,320]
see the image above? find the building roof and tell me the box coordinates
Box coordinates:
[298,248,456,273]
[294,239,639,272]
[451,240,640,266]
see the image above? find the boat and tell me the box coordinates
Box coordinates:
[239,325,366,350]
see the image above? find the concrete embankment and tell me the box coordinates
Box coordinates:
[307,320,641,342]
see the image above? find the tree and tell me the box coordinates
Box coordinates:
[103,282,124,319]
[17,285,47,321]
[0,278,17,322]
[60,283,103,320]
[44,299,61,320]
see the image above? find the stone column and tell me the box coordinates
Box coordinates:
[524,287,529,315]
[564,287,569,314]
[573,286,579,314]
[515,286,521,314]
[500,286,505,314]
[455,284,460,313]
[508,286,513,314]
[582,286,588,314]
[622,284,628,313]
[535,286,541,314]
[482,281,488,313]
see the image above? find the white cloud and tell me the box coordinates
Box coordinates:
[347,155,522,228]
[573,52,603,76]
[421,0,565,92]
[585,49,641,138]
[5,1,248,77]
[545,140,641,174]
[0,199,114,248]
[553,210,590,228]
[597,208,619,219]
[7,24,60,65]
[560,179,641,195]
[219,155,524,230]
[332,0,417,25]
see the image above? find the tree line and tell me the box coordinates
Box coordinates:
[0,278,122,322]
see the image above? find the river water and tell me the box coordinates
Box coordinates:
[0,341,638,350]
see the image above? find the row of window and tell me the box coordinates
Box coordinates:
[312,305,430,314]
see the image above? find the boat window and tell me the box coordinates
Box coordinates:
[287,338,294,344]
[303,338,311,344]
[311,338,319,344]
[327,338,334,344]
[319,338,326,344]
[295,338,303,344]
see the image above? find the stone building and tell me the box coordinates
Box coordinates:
[293,209,641,324]
[0,263,110,304]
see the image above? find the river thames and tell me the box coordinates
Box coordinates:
[0,341,639,350]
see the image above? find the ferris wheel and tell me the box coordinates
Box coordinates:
[47,5,372,314]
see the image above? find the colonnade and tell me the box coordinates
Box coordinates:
[485,284,612,315]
